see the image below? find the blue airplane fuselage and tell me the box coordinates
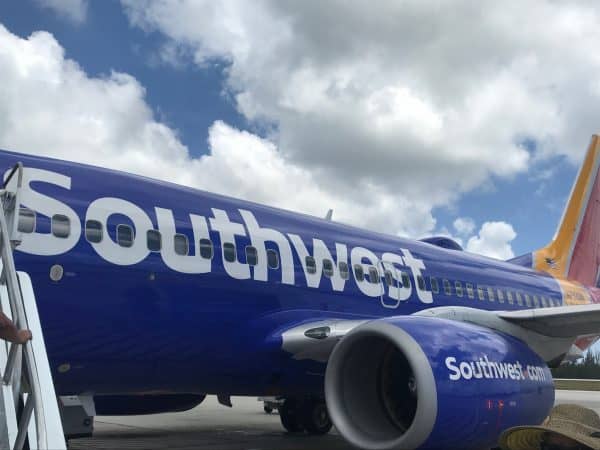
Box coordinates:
[0,149,567,397]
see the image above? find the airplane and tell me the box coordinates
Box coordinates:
[2,135,600,450]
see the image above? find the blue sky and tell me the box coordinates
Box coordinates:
[0,0,595,259]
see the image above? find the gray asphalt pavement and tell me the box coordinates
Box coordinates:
[69,395,351,450]
[68,391,600,450]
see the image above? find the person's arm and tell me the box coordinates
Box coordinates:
[0,311,31,344]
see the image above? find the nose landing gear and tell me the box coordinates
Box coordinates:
[278,397,332,435]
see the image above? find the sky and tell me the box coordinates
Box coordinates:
[0,0,597,260]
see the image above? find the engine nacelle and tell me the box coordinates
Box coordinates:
[325,316,554,450]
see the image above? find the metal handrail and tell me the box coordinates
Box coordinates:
[2,162,23,190]
[0,163,47,449]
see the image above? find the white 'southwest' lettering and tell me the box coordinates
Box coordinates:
[15,168,81,256]
[445,356,547,382]
[16,168,435,305]
[402,249,433,304]
[86,197,152,266]
[155,208,211,274]
[351,247,383,297]
[209,209,250,280]
[241,210,294,285]
[288,234,348,291]
[381,252,412,308]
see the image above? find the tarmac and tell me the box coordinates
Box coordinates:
[69,395,351,450]
[67,391,600,450]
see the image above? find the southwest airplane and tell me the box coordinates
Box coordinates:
[2,136,600,450]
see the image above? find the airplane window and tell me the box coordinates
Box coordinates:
[18,208,35,234]
[487,287,495,302]
[443,279,452,296]
[384,270,394,287]
[401,272,411,289]
[417,275,425,290]
[323,259,334,278]
[146,230,161,251]
[507,291,514,305]
[354,264,364,282]
[497,289,505,303]
[541,296,549,308]
[368,266,380,284]
[116,224,134,248]
[430,277,439,294]
[245,246,258,266]
[477,286,486,300]
[524,293,532,307]
[52,214,70,239]
[85,219,103,243]
[199,239,213,259]
[267,249,279,269]
[305,256,317,274]
[174,234,189,256]
[515,291,523,306]
[455,281,463,297]
[533,295,540,308]
[466,283,474,299]
[339,262,349,280]
[223,242,236,262]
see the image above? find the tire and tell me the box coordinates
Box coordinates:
[301,398,332,435]
[279,399,304,433]
[264,405,274,414]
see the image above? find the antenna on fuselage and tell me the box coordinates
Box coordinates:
[325,209,333,221]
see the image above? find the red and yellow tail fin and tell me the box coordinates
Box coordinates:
[534,135,600,286]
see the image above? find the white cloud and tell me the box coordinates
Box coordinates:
[34,0,88,24]
[466,222,517,260]
[118,0,600,238]
[0,25,433,237]
[453,217,476,237]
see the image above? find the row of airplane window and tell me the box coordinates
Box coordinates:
[18,211,561,308]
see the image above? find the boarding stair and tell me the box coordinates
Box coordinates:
[0,163,66,449]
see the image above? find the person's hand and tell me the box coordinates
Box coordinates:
[15,329,32,344]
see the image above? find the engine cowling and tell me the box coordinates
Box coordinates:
[325,316,554,450]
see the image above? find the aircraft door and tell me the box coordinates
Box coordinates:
[378,260,403,309]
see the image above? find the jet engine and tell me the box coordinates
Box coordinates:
[325,316,554,450]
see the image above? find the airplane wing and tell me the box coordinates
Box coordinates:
[281,305,600,363]
[498,304,600,338]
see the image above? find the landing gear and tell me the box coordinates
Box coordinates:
[301,398,332,435]
[279,398,304,432]
[279,397,332,435]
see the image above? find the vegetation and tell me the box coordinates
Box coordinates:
[552,352,600,379]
